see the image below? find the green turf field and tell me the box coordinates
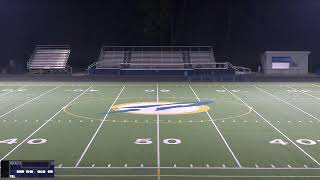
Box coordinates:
[0,81,320,180]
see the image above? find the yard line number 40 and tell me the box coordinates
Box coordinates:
[270,139,320,146]
[0,138,47,145]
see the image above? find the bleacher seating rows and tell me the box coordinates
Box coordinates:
[28,46,71,70]
[96,51,124,68]
[96,51,215,69]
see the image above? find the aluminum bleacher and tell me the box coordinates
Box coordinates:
[27,45,72,74]
[87,46,251,75]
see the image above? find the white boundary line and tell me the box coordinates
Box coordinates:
[254,85,320,122]
[56,175,156,177]
[0,86,60,119]
[0,84,152,87]
[55,175,320,178]
[0,86,93,161]
[56,166,320,170]
[222,86,320,166]
[75,85,126,167]
[189,85,242,167]
[156,83,161,170]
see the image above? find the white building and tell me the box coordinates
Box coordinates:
[261,51,310,75]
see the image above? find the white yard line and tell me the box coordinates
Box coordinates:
[189,85,242,167]
[255,86,320,122]
[222,86,320,166]
[0,86,60,119]
[156,83,160,170]
[0,86,93,161]
[75,85,126,167]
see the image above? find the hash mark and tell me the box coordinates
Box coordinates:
[107,164,111,167]
[288,165,292,168]
[206,164,210,168]
[222,164,226,168]
[255,164,259,168]
[190,164,193,168]
[124,164,128,167]
[271,164,275,168]
[91,164,95,167]
[59,164,62,168]
[304,164,308,168]
[174,164,176,168]
[141,164,143,167]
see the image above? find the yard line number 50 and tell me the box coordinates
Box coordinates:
[135,138,181,145]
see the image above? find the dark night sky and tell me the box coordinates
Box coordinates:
[0,0,320,71]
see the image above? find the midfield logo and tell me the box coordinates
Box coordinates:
[109,101,213,115]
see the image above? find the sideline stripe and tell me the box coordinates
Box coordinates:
[0,86,60,120]
[0,86,93,161]
[223,86,320,166]
[57,175,156,177]
[0,84,152,87]
[75,85,126,167]
[56,175,320,178]
[57,166,320,169]
[189,85,242,167]
[156,83,161,180]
